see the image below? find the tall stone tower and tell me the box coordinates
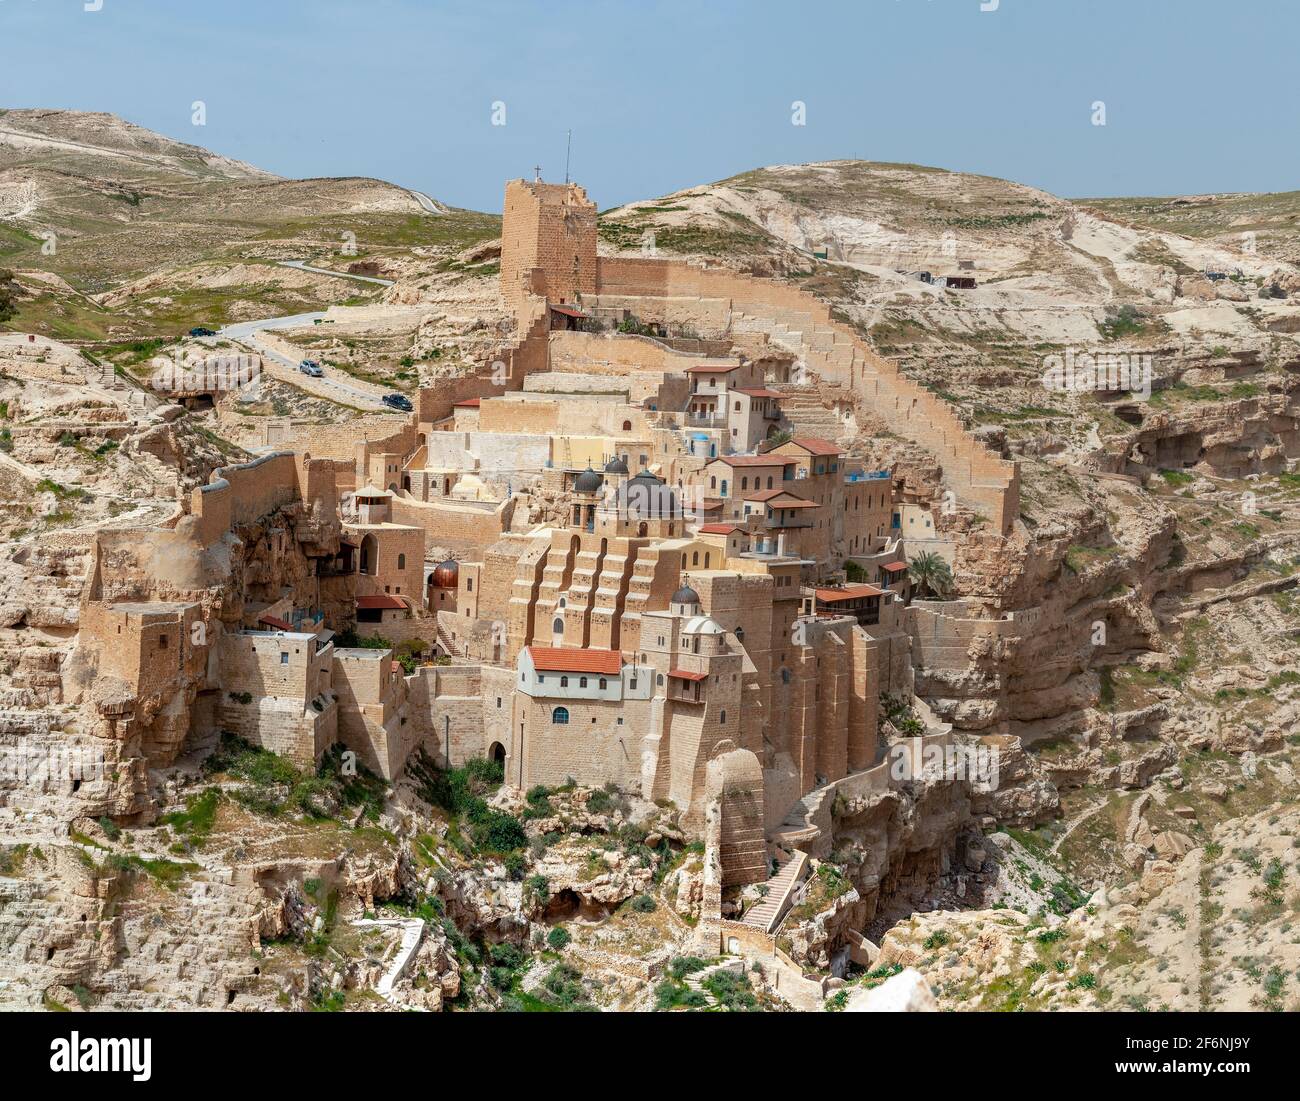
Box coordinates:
[499,179,598,315]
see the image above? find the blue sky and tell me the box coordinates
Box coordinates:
[2,0,1296,211]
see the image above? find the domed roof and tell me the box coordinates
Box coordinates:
[431,558,459,588]
[629,469,662,485]
[574,467,603,493]
[672,585,700,606]
[683,615,725,636]
[604,456,629,475]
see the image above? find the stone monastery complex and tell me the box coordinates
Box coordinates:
[43,178,1025,954]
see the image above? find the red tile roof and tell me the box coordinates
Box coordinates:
[257,614,293,632]
[549,304,589,318]
[881,560,909,572]
[454,397,481,408]
[814,584,883,602]
[356,594,408,611]
[526,646,622,675]
[698,523,744,534]
[668,669,708,682]
[784,437,842,457]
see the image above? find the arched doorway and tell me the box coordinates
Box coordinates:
[359,533,379,575]
[489,741,506,767]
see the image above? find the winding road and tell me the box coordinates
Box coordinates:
[217,262,403,412]
[277,260,394,287]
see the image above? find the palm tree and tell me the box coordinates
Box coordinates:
[906,552,953,602]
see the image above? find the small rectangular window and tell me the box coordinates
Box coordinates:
[280,653,289,664]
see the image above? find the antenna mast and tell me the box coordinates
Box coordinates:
[564,129,572,184]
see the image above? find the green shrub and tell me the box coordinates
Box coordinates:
[547,926,571,950]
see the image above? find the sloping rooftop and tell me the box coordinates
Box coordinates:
[814,584,884,602]
[713,454,788,467]
[785,437,842,457]
[525,645,622,675]
[356,594,408,611]
[745,489,817,507]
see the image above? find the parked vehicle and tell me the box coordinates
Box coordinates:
[382,393,413,412]
[298,360,324,377]
[189,327,216,337]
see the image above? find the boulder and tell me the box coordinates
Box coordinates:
[845,967,937,1012]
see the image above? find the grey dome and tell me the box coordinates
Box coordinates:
[574,467,603,493]
[604,456,629,474]
[629,469,662,485]
[672,585,700,606]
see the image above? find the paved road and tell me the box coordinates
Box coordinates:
[277,260,395,287]
[216,311,394,411]
[408,189,446,215]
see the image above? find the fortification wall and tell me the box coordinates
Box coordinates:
[908,601,1040,673]
[593,257,1019,533]
[190,452,301,546]
[216,411,409,460]
[390,496,513,554]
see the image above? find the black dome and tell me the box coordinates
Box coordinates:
[672,585,700,605]
[629,469,662,485]
[574,467,603,493]
[604,456,629,474]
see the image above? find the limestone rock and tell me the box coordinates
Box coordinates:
[845,967,937,1012]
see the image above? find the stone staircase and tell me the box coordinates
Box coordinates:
[771,785,833,851]
[739,849,809,932]
[773,383,849,443]
[436,619,466,658]
[684,958,746,1004]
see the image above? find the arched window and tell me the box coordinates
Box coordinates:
[599,678,607,690]
[560,676,569,687]
[682,554,687,567]
[579,676,588,688]
[720,710,727,723]
[741,477,748,490]
[622,420,632,432]
[720,480,728,496]
[553,617,564,634]
[710,476,717,490]
[552,707,569,725]
[767,476,774,489]
[397,553,406,570]
[704,553,711,567]
[692,551,699,566]
[656,673,664,686]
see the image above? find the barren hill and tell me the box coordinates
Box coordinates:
[0,110,498,344]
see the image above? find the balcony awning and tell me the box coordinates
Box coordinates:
[668,669,708,682]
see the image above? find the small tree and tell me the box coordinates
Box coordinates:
[907,552,953,601]
[0,269,18,326]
